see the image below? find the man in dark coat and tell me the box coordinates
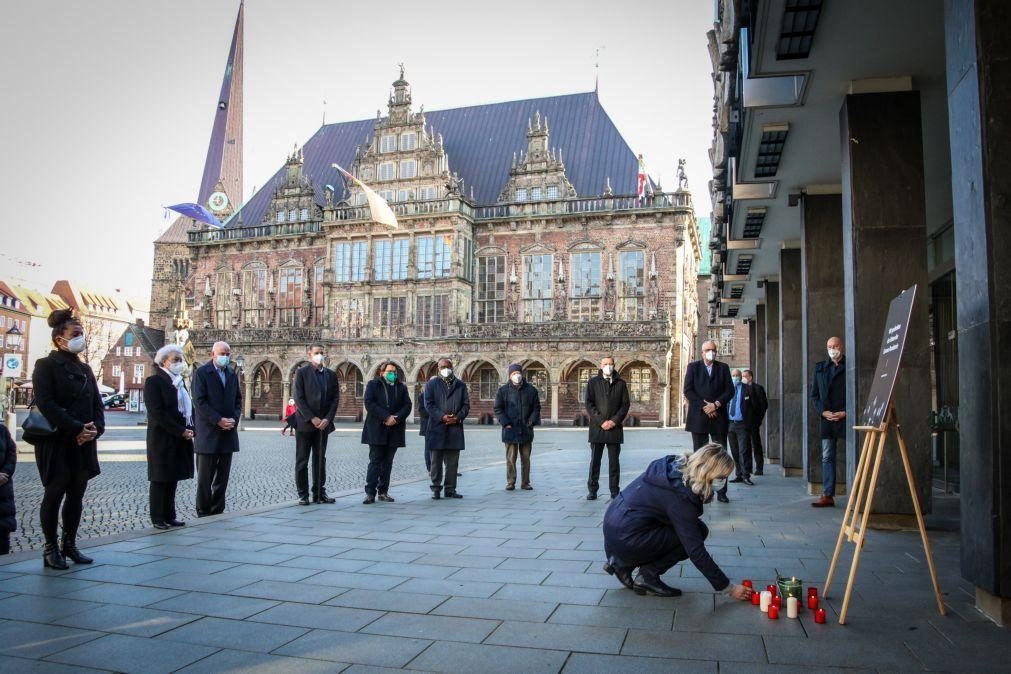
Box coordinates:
[494,363,542,491]
[362,361,412,504]
[0,425,17,555]
[585,356,631,500]
[144,345,195,529]
[293,343,340,505]
[191,341,241,516]
[742,369,768,475]
[726,368,754,485]
[683,340,734,502]
[424,358,470,499]
[810,336,846,507]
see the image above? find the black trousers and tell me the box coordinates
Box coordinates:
[196,453,232,516]
[295,430,329,499]
[150,481,179,524]
[749,424,765,472]
[430,449,460,494]
[0,533,8,555]
[727,421,753,478]
[365,444,398,496]
[691,432,729,496]
[588,443,621,497]
[39,474,89,540]
[606,520,709,578]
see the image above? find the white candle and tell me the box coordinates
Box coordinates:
[786,596,799,619]
[760,590,772,613]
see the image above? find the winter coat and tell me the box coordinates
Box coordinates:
[191,360,242,455]
[746,382,769,427]
[292,364,339,434]
[585,373,630,444]
[683,359,734,435]
[144,369,195,483]
[361,379,412,448]
[811,357,846,439]
[0,425,16,534]
[493,381,542,444]
[423,376,470,452]
[603,455,730,591]
[31,350,104,486]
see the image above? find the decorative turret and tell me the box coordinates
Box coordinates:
[497,111,576,203]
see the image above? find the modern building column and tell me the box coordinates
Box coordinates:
[755,304,767,451]
[550,384,560,425]
[801,194,846,495]
[945,0,1011,624]
[779,249,804,476]
[840,90,931,519]
[764,282,781,463]
[748,319,758,372]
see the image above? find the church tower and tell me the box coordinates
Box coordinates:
[150,2,244,336]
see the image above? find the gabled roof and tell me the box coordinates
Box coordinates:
[225,90,642,230]
[3,282,68,318]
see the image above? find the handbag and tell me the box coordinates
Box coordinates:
[21,398,56,445]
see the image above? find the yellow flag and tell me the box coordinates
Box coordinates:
[332,163,399,228]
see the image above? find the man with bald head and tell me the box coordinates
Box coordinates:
[683,340,735,502]
[191,341,242,516]
[810,336,846,507]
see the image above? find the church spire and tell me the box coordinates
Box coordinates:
[198,1,243,211]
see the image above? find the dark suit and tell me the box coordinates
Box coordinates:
[746,382,768,473]
[424,376,470,495]
[144,370,194,525]
[683,359,734,495]
[362,378,412,497]
[585,374,631,497]
[293,363,339,500]
[811,356,846,496]
[191,360,242,516]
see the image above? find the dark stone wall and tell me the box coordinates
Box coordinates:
[765,282,781,462]
[755,304,768,451]
[779,249,804,474]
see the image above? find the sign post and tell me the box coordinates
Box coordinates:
[822,285,945,623]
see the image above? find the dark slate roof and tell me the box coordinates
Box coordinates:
[226,90,642,229]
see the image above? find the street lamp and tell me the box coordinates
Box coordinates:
[235,354,245,373]
[5,325,21,351]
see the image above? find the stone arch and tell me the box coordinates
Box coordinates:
[519,358,551,404]
[249,360,284,419]
[460,358,502,423]
[619,358,664,424]
[332,360,366,420]
[459,357,505,382]
[413,360,440,422]
[368,357,407,382]
[559,358,599,425]
[288,359,309,382]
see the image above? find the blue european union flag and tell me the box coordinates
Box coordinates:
[166,203,222,228]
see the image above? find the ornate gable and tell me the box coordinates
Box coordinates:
[497,111,577,203]
[261,145,321,226]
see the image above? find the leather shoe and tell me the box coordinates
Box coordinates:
[152,522,170,530]
[432,492,441,500]
[743,477,754,486]
[363,495,375,505]
[633,573,682,597]
[729,477,744,483]
[603,561,635,590]
[586,493,597,501]
[378,494,395,502]
[314,494,336,504]
[812,495,835,508]
[445,492,463,499]
[521,484,533,490]
[298,497,310,506]
[167,519,186,527]
[717,492,730,503]
[505,485,515,491]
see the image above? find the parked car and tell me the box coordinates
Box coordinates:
[102,393,126,410]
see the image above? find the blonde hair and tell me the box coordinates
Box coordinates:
[680,443,735,502]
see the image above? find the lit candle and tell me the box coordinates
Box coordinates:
[814,608,827,624]
[772,595,782,609]
[768,604,779,619]
[742,579,753,588]
[767,584,778,596]
[751,591,761,605]
[808,586,818,598]
[808,595,819,610]
[760,590,772,613]
[786,596,799,619]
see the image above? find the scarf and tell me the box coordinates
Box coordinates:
[162,367,193,426]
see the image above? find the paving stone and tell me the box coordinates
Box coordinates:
[495,557,591,573]
[414,553,505,569]
[338,548,425,564]
[210,562,321,583]
[550,603,675,630]
[0,593,101,623]
[763,634,923,669]
[249,601,385,631]
[0,573,104,597]
[262,543,351,558]
[491,582,605,606]
[158,615,307,652]
[46,632,217,674]
[230,579,348,604]
[362,612,499,643]
[674,602,806,636]
[325,588,448,614]
[0,620,103,659]
[541,571,620,589]
[359,560,460,579]
[279,555,373,573]
[623,630,767,663]
[717,664,874,674]
[408,641,570,674]
[174,648,343,673]
[449,566,548,585]
[598,588,714,611]
[486,620,626,654]
[148,590,280,619]
[274,629,431,668]
[60,582,186,607]
[392,577,503,599]
[140,571,259,593]
[431,596,559,623]
[0,655,106,673]
[303,570,407,591]
[563,653,717,673]
[53,603,200,637]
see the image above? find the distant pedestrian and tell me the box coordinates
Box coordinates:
[192,341,241,517]
[30,308,104,568]
[683,340,734,502]
[362,361,412,504]
[494,363,541,490]
[424,358,469,499]
[585,356,630,500]
[0,425,17,555]
[726,368,754,486]
[282,398,297,436]
[742,369,768,475]
[293,344,339,505]
[144,345,195,530]
[810,336,846,508]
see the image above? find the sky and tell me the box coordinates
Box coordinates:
[0,0,716,303]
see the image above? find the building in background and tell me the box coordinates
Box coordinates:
[0,282,31,412]
[99,321,164,412]
[695,216,749,371]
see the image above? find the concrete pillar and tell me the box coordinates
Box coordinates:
[550,384,560,425]
[755,304,767,450]
[243,378,253,420]
[945,0,1011,623]
[764,282,781,463]
[840,90,931,518]
[801,194,846,495]
[779,249,804,476]
[281,381,291,412]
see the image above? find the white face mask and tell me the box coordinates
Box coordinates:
[828,348,841,360]
[311,353,326,365]
[168,361,187,376]
[440,367,453,379]
[704,350,716,362]
[601,365,614,376]
[510,373,522,384]
[66,335,86,354]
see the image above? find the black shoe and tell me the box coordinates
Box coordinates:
[445,492,463,499]
[167,519,186,527]
[521,485,533,490]
[432,492,442,500]
[754,470,764,476]
[378,494,395,502]
[42,541,69,570]
[603,561,635,590]
[729,477,744,483]
[505,485,515,491]
[633,573,682,597]
[315,493,336,504]
[298,497,310,506]
[363,495,375,505]
[610,492,620,499]
[152,522,170,530]
[743,477,755,486]
[61,535,93,564]
[586,493,597,501]
[717,493,730,503]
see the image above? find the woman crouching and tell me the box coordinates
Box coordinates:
[602,443,754,601]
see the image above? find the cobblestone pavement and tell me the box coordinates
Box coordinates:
[8,412,643,553]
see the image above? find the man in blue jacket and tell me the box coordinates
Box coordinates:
[494,363,541,491]
[726,368,754,485]
[191,341,241,517]
[424,358,469,499]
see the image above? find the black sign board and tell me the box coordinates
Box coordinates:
[860,285,918,428]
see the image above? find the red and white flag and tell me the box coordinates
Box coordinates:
[637,153,648,200]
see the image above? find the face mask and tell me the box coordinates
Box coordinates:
[168,361,187,376]
[743,378,751,385]
[384,372,397,383]
[65,335,86,354]
[732,376,741,386]
[510,373,522,384]
[216,355,230,368]
[828,348,841,360]
[440,367,453,379]
[312,353,326,365]
[704,350,715,362]
[601,365,614,376]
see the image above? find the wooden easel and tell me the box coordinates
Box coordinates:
[822,402,946,624]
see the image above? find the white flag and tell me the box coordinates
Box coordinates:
[332,163,399,228]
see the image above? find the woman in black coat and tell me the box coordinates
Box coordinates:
[0,424,17,555]
[31,309,104,569]
[361,362,412,504]
[144,344,195,529]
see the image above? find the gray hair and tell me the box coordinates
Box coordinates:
[154,344,184,366]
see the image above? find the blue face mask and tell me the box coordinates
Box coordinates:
[732,376,741,386]
[216,355,230,368]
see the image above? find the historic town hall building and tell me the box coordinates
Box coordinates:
[151,4,701,426]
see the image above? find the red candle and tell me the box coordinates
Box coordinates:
[814,608,827,624]
[768,604,779,620]
[751,591,761,605]
[742,580,753,588]
[767,584,778,596]
[772,595,782,609]
[808,586,818,597]
[808,595,819,610]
